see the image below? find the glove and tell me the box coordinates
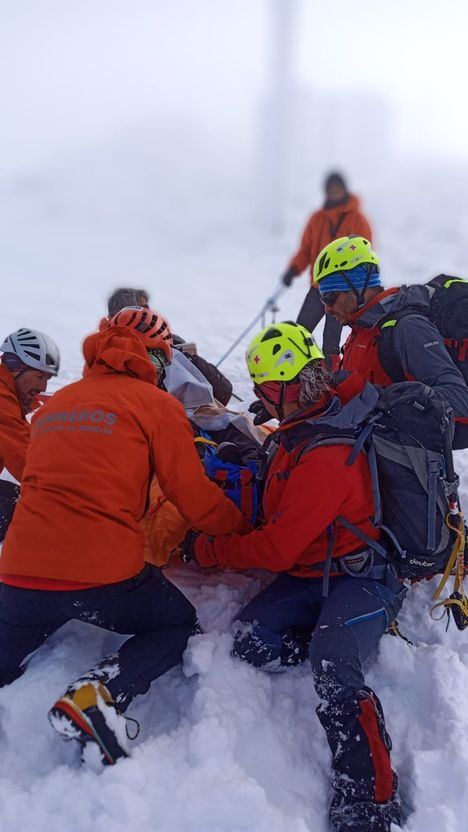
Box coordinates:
[179,530,219,568]
[179,529,200,564]
[194,533,219,568]
[281,266,297,287]
[248,398,271,426]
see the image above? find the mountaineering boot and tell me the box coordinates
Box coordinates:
[316,688,400,832]
[48,680,131,765]
[330,792,401,830]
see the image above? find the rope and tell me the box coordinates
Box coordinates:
[430,512,468,628]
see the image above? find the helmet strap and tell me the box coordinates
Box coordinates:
[358,264,375,307]
[274,382,287,421]
[339,265,375,308]
[256,380,287,421]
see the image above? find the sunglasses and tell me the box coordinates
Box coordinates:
[319,290,342,307]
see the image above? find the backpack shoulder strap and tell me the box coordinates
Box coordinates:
[377,304,430,382]
[294,434,356,465]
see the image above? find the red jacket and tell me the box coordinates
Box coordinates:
[289,194,373,286]
[0,328,245,584]
[341,288,401,386]
[0,364,30,482]
[195,399,379,576]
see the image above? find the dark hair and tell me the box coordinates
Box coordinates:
[323,171,348,193]
[107,288,150,318]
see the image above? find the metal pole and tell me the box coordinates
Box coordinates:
[216,285,286,368]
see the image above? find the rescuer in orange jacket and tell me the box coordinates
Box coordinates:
[0,306,246,766]
[0,327,60,541]
[280,172,373,368]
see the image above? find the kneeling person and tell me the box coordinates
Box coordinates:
[189,322,405,832]
[0,307,246,764]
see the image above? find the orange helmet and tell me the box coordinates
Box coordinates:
[108,306,173,361]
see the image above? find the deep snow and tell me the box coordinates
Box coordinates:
[1,152,468,831]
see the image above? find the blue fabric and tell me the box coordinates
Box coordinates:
[317,264,381,294]
[0,565,197,709]
[201,431,260,525]
[232,570,406,701]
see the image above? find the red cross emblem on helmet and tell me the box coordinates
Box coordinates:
[349,244,357,251]
[254,354,260,364]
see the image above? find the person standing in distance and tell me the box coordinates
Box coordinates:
[280,172,373,369]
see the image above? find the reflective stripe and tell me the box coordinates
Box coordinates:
[443,278,468,288]
[344,607,387,627]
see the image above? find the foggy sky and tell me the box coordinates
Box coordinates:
[1,0,467,177]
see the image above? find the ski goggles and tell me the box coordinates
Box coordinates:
[319,290,342,308]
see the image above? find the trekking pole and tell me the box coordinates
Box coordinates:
[216,285,287,368]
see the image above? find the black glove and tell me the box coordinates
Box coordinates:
[281,266,297,287]
[179,529,200,564]
[248,399,271,426]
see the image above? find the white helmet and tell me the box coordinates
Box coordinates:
[0,328,60,376]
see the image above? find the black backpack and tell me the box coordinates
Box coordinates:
[377,275,468,448]
[295,383,463,585]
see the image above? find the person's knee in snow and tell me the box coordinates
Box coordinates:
[0,309,246,764]
[191,320,406,829]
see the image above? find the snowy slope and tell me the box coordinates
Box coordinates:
[1,152,468,831]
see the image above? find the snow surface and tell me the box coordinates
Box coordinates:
[1,152,468,831]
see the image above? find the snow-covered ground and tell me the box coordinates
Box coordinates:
[1,150,468,831]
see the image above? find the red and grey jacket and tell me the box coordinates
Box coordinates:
[341,285,468,423]
[194,388,380,577]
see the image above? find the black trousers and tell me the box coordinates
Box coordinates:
[0,565,197,710]
[296,286,343,361]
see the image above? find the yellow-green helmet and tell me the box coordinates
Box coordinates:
[246,321,324,383]
[313,236,379,285]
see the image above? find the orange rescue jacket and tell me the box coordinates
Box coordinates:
[0,328,245,584]
[289,195,373,286]
[0,364,30,482]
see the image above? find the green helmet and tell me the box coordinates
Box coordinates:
[246,321,324,383]
[313,236,379,285]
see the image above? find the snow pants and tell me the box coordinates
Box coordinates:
[296,285,342,366]
[0,565,197,710]
[233,570,407,831]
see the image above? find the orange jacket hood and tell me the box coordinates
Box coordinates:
[82,327,157,385]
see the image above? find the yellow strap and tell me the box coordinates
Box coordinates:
[388,620,413,646]
[194,437,218,448]
[431,593,468,621]
[454,516,466,594]
[430,512,466,623]
[431,513,465,601]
